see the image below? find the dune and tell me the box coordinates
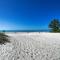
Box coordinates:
[0,32,60,60]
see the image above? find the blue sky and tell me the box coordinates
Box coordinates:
[0,0,60,30]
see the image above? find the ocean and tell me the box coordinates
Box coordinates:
[0,29,50,32]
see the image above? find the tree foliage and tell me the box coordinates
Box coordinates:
[49,19,60,32]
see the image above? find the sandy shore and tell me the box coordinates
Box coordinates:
[0,32,60,60]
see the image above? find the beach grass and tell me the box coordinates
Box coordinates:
[0,33,10,44]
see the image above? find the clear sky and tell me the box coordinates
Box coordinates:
[0,0,60,30]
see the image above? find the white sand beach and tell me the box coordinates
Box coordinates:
[0,32,60,60]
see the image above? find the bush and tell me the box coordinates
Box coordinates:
[0,33,10,44]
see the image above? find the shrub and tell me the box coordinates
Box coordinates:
[0,33,10,44]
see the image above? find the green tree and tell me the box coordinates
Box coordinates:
[49,19,60,32]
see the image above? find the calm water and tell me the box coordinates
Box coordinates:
[0,29,50,32]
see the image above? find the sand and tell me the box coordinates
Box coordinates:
[0,32,60,60]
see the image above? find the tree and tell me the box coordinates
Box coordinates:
[49,19,60,32]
